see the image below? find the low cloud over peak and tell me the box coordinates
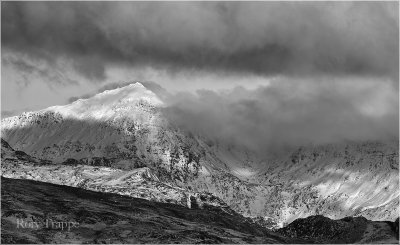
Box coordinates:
[163,76,398,155]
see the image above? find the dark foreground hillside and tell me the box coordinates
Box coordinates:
[1,177,293,244]
[2,177,398,244]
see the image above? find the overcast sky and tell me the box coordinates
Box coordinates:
[1,1,398,150]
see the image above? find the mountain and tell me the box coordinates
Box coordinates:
[1,82,398,227]
[0,82,233,180]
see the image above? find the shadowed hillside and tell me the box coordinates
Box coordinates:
[1,177,294,244]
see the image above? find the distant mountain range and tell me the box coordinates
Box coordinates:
[1,82,398,233]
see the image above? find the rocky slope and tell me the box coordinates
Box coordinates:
[1,82,398,227]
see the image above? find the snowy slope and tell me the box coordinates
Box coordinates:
[250,141,399,225]
[1,140,231,212]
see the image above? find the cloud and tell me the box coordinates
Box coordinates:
[1,108,34,118]
[2,51,79,87]
[2,1,398,83]
[163,76,399,156]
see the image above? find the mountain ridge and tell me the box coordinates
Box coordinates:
[1,82,398,227]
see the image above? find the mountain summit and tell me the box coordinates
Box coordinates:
[47,82,163,120]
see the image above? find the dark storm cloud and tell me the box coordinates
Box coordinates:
[2,1,398,82]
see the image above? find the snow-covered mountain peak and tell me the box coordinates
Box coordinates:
[45,82,164,120]
[91,82,149,99]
